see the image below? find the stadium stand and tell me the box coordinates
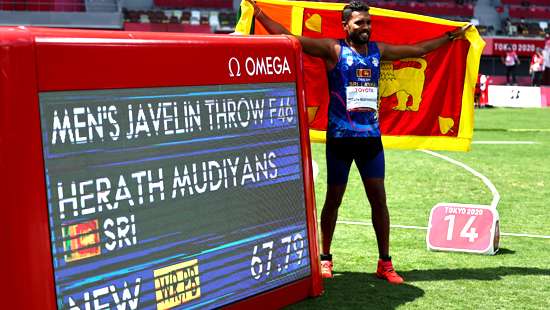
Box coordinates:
[154,0,232,9]
[0,0,85,11]
[369,0,475,20]
[508,6,550,20]
[500,0,550,6]
[0,0,122,28]
[121,0,236,34]
[496,0,549,37]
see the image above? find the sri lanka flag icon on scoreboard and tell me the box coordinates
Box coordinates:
[62,219,101,262]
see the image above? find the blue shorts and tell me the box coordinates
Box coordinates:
[326,137,385,185]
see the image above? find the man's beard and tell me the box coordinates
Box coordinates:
[349,31,369,45]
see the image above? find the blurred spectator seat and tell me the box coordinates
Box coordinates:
[508,5,550,20]
[477,25,492,35]
[149,11,168,23]
[123,8,231,30]
[181,11,191,24]
[501,0,550,6]
[139,13,150,24]
[200,14,209,25]
[164,10,183,23]
[154,0,232,9]
[169,14,179,24]
[218,11,236,28]
[371,0,474,18]
[124,22,211,33]
[526,22,542,35]
[0,0,84,11]
[190,10,200,25]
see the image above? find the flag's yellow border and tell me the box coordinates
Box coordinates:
[236,0,485,152]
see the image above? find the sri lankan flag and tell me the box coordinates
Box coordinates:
[62,219,101,262]
[235,0,485,151]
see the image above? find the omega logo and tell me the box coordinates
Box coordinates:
[228,57,241,77]
[228,56,291,78]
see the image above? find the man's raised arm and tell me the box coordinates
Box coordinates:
[379,24,471,60]
[245,0,339,69]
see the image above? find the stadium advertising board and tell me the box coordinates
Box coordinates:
[2,27,321,309]
[482,37,545,56]
[488,85,543,108]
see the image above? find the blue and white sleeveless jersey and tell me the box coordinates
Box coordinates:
[327,40,381,138]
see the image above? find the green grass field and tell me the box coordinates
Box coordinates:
[291,108,550,309]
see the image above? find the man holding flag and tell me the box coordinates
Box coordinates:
[245,0,469,284]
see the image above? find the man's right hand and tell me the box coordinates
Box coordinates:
[448,23,472,40]
[242,0,339,68]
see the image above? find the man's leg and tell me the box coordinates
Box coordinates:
[363,178,389,258]
[320,139,352,278]
[355,141,389,258]
[356,145,404,284]
[321,183,347,256]
[363,177,404,284]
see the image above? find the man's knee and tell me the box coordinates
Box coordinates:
[324,195,343,209]
[363,179,387,209]
[324,184,347,209]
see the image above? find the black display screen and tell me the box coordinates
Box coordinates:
[39,83,311,309]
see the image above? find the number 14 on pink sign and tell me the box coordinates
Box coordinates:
[427,203,500,255]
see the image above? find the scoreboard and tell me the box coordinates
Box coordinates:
[1,27,322,309]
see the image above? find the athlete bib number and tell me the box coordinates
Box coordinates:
[346,86,378,111]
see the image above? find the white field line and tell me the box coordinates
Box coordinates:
[337,220,550,239]
[473,141,540,144]
[420,150,500,209]
[499,232,550,238]
[507,128,550,132]
[338,220,428,230]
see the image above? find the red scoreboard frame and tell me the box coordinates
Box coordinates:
[0,26,322,309]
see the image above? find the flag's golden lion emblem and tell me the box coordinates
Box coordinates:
[379,58,427,112]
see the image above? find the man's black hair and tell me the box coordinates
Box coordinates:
[342,1,370,23]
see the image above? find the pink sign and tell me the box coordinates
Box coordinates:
[427,203,499,254]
